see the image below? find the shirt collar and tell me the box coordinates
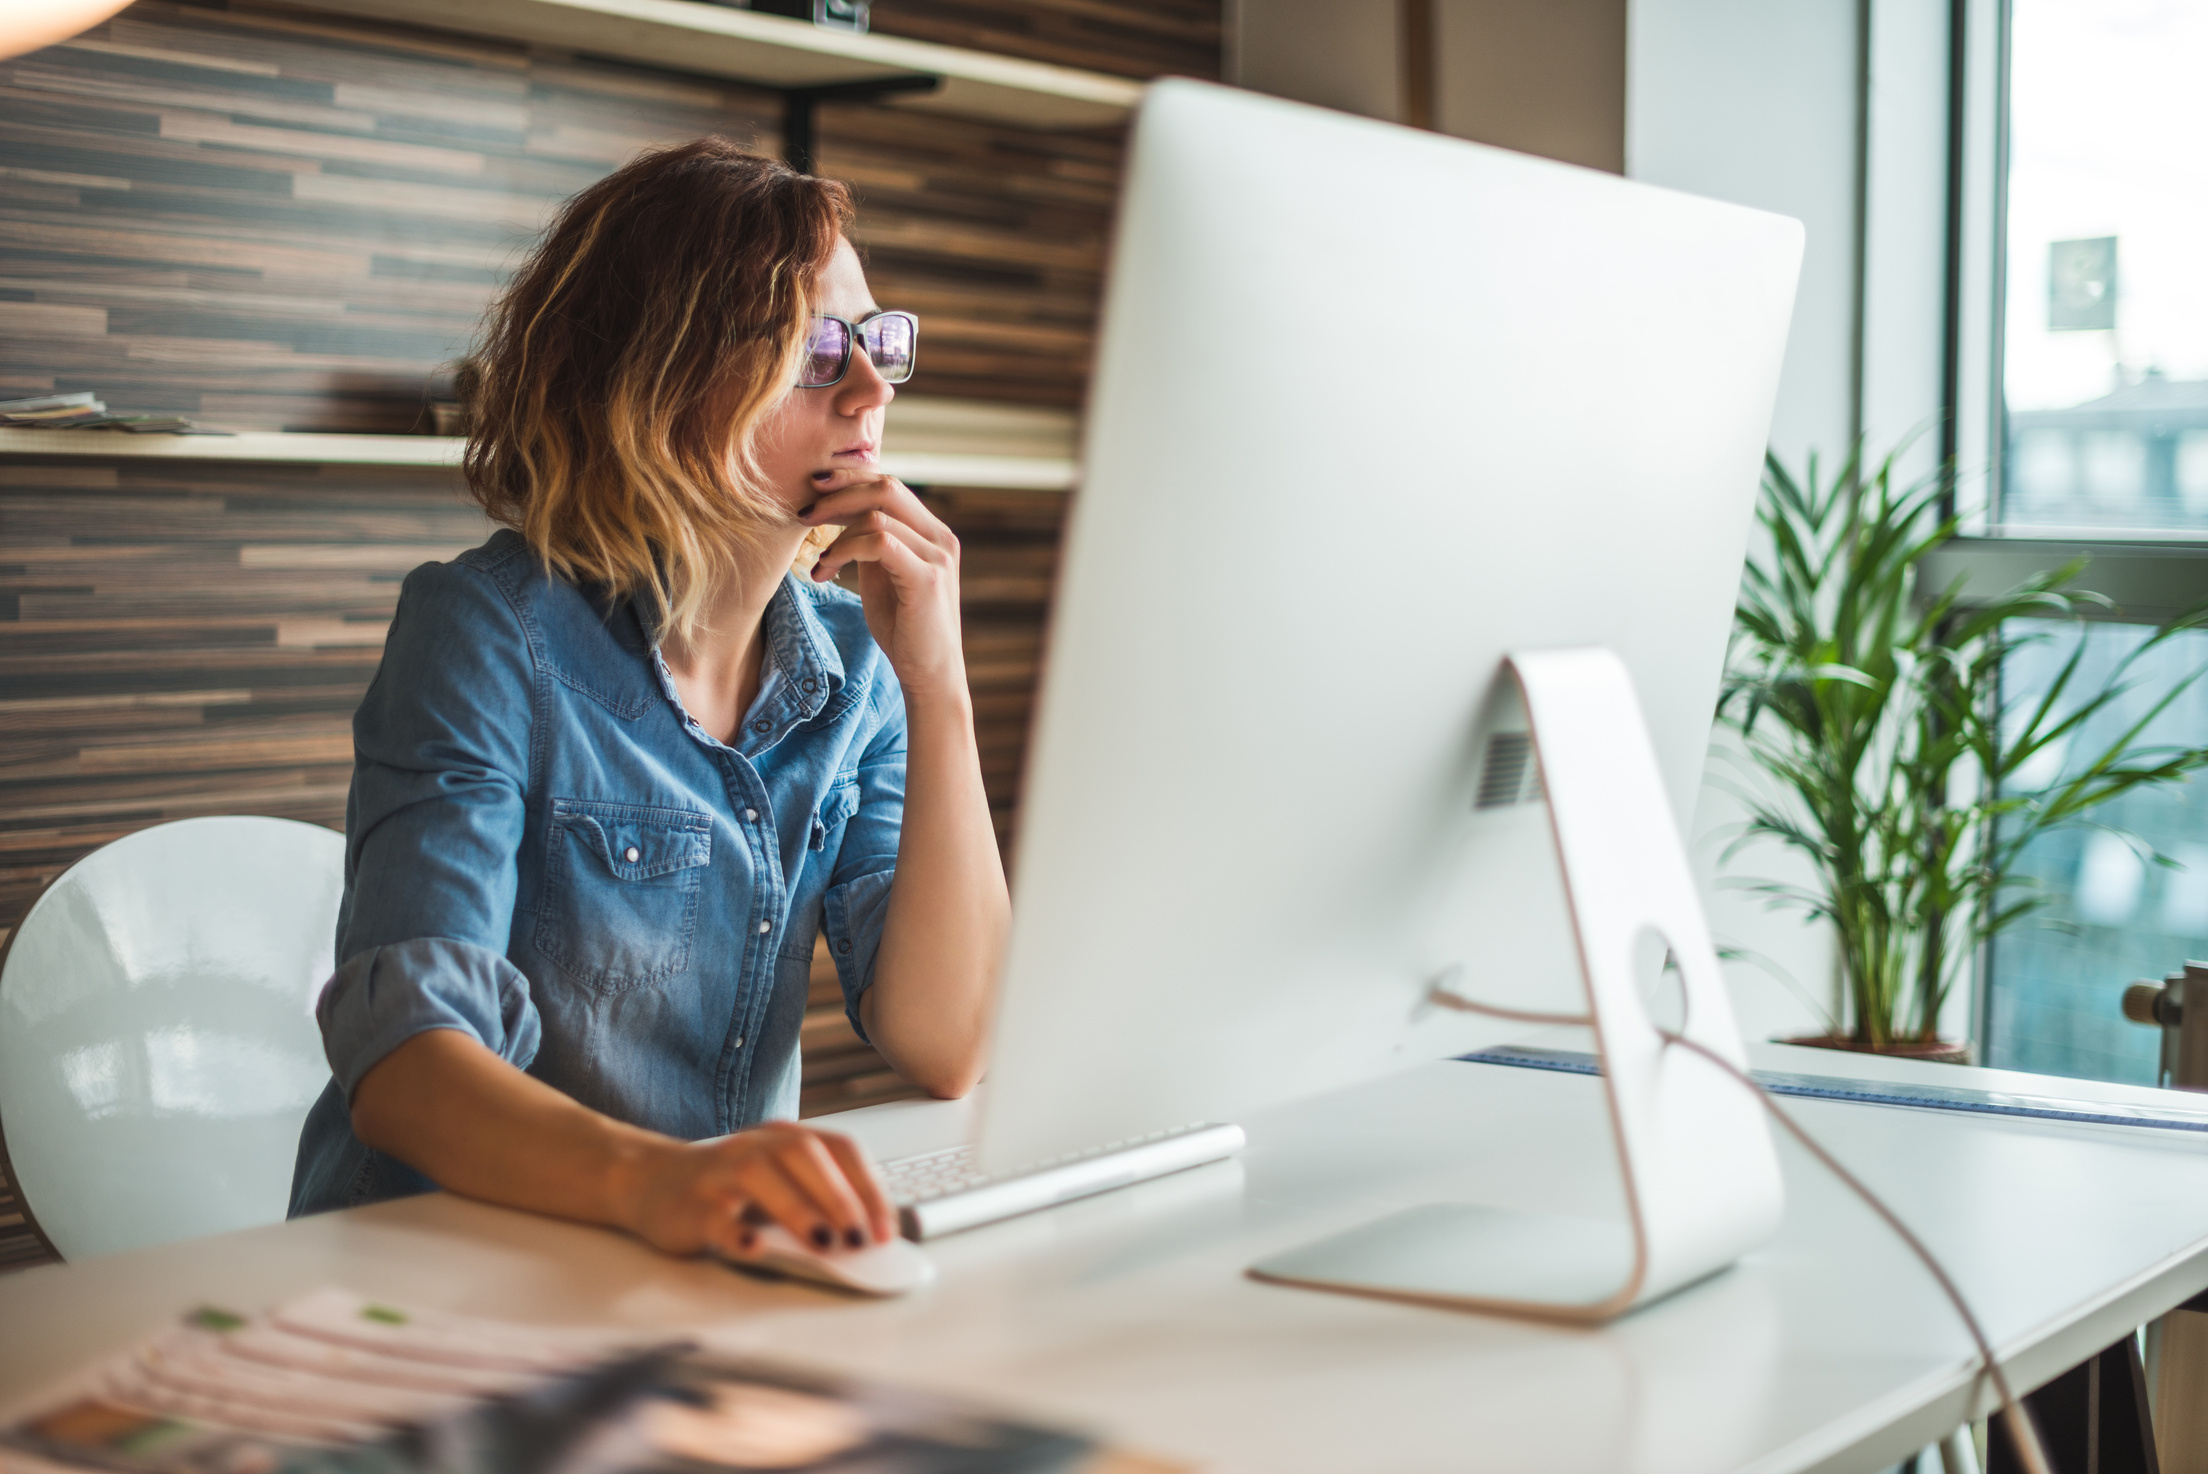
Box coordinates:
[757,575,846,726]
[646,574,847,758]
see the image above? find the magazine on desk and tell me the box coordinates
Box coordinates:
[0,1289,1093,1474]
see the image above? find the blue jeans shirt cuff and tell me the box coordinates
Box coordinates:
[823,869,895,1043]
[317,936,542,1098]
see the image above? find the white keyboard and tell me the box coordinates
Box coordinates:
[880,1122,1245,1240]
[882,1144,991,1200]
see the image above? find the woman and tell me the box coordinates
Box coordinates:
[288,138,1009,1263]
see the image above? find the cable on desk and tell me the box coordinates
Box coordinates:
[1424,987,2052,1474]
[1655,1031,2050,1474]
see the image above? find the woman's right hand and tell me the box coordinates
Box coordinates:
[350,1032,895,1263]
[615,1120,898,1260]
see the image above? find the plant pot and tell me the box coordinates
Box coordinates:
[1777,1033,1974,1066]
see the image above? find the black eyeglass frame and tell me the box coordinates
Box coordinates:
[797,310,919,389]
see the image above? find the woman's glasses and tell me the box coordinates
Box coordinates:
[798,311,918,388]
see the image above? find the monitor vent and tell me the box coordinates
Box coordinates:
[1474,732,1541,809]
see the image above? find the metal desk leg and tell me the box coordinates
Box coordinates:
[1989,1336,2159,1474]
[1941,1425,1984,1474]
[2155,1302,2208,1474]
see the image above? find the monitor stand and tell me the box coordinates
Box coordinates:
[1248,646,1786,1323]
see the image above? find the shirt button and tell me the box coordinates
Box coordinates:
[752,719,770,734]
[623,846,640,862]
[836,938,852,954]
[744,808,758,822]
[756,920,771,934]
[734,1036,745,1048]
[802,678,817,693]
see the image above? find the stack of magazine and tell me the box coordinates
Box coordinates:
[0,1289,1097,1474]
[0,392,223,435]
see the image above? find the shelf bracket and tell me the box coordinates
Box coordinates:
[781,74,941,174]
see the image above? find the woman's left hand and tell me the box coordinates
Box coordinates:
[803,472,966,699]
[805,470,1003,1099]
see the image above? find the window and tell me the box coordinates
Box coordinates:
[1977,0,2208,1081]
[1987,620,2208,1083]
[1995,1,2208,535]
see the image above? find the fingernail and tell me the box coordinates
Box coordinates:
[845,1227,866,1249]
[811,1225,833,1250]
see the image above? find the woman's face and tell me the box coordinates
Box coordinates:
[755,237,894,515]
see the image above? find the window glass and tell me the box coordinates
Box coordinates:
[1985,620,2208,1084]
[1998,1,2208,533]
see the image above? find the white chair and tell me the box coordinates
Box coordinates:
[0,816,343,1260]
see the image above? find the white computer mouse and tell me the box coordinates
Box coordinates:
[724,1225,937,1297]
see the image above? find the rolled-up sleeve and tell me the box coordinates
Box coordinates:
[319,938,540,1095]
[320,559,539,1097]
[822,678,906,1040]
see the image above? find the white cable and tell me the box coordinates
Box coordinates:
[1428,988,2053,1474]
[1654,1031,2051,1474]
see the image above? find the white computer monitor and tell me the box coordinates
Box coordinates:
[974,83,1801,1231]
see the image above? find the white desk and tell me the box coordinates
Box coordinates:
[6,1051,2208,1474]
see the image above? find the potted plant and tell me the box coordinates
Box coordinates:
[1717,446,2208,1059]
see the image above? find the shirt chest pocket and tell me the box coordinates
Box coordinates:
[811,778,860,852]
[535,798,712,993]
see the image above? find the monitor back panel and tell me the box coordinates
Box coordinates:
[979,81,1803,1172]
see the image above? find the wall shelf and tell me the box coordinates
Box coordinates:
[283,0,1143,129]
[0,398,1080,490]
[0,431,464,466]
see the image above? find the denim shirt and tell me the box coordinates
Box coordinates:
[288,529,905,1216]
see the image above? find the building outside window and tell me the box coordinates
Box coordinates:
[1979,0,2208,1083]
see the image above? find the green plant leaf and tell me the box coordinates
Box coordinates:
[1719,440,2208,1045]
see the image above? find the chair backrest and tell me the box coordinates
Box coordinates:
[0,816,344,1260]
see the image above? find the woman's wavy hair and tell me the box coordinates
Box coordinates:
[465,137,853,639]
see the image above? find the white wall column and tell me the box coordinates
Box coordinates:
[1627,0,1870,1043]
[1860,0,1955,488]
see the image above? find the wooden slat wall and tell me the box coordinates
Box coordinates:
[797,486,1061,1116]
[0,457,480,1274]
[826,107,1117,408]
[0,0,1212,1272]
[0,1156,51,1271]
[869,0,1222,81]
[0,2,778,428]
[0,459,475,929]
[0,0,1124,420]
